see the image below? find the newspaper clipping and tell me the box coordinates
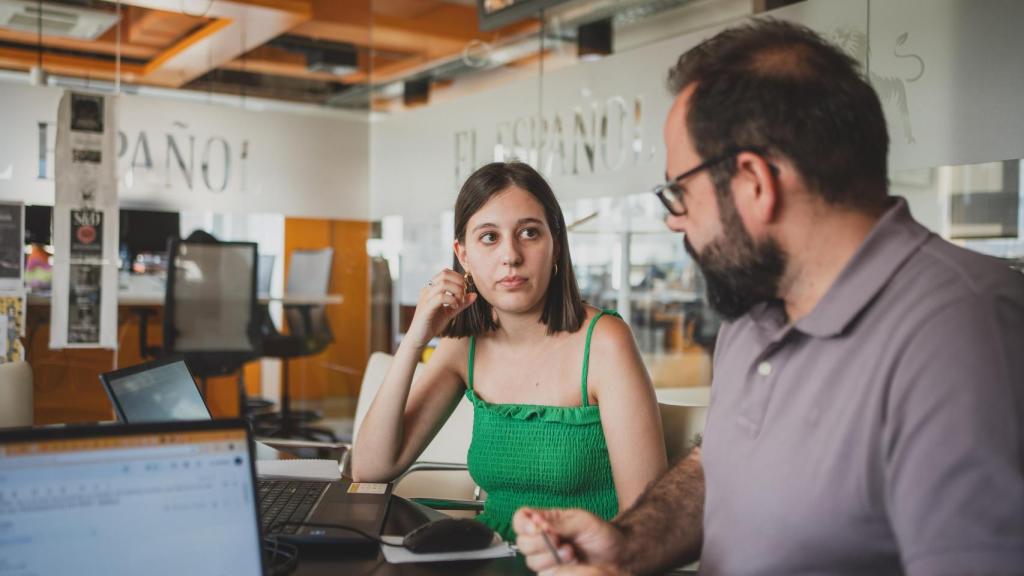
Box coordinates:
[0,294,24,362]
[68,209,103,344]
[0,202,23,289]
[50,91,118,349]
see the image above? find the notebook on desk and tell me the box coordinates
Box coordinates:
[98,358,392,545]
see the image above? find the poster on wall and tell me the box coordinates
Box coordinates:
[49,91,119,349]
[0,294,24,362]
[0,202,23,292]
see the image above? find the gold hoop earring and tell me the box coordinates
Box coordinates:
[553,263,559,276]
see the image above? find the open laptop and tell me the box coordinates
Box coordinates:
[100,357,211,423]
[99,358,392,545]
[0,420,265,575]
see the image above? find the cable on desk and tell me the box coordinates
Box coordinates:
[263,536,299,576]
[269,521,390,546]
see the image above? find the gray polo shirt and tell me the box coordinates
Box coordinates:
[700,198,1024,576]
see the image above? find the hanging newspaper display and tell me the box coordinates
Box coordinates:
[0,201,25,362]
[49,92,118,349]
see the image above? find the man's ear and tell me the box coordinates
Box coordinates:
[733,151,780,230]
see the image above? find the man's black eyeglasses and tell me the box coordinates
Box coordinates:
[653,148,769,216]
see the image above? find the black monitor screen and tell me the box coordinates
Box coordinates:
[120,209,180,256]
[476,0,569,31]
[24,205,52,245]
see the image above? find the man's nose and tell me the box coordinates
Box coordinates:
[665,214,687,233]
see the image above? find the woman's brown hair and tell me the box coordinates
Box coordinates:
[442,162,586,337]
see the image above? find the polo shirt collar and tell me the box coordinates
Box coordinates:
[793,196,932,338]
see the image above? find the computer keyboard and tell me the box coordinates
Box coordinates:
[258,479,329,534]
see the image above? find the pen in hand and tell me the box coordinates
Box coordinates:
[540,530,563,565]
[529,511,563,566]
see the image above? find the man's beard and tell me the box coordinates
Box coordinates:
[685,194,786,321]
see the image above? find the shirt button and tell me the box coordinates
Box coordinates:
[757,361,772,376]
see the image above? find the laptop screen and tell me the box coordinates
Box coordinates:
[104,359,211,422]
[0,423,263,575]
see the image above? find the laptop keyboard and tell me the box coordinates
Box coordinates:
[258,479,329,535]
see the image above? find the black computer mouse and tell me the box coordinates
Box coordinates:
[402,517,495,554]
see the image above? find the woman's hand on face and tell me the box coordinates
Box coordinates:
[406,269,478,349]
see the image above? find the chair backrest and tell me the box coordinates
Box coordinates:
[0,361,33,428]
[354,352,472,465]
[257,254,275,297]
[656,387,710,463]
[286,248,332,296]
[283,305,334,352]
[164,238,259,355]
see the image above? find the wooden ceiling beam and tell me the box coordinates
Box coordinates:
[113,0,313,87]
[294,0,537,59]
[125,6,208,48]
[0,47,146,81]
[0,27,157,60]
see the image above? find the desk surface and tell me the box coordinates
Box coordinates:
[293,496,531,575]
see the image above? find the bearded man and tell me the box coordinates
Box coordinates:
[514,19,1024,576]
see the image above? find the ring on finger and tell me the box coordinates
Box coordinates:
[426,280,434,287]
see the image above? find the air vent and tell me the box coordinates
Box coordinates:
[0,0,118,40]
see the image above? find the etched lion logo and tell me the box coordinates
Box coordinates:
[830,28,925,144]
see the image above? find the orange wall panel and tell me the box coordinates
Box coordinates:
[29,304,261,424]
[283,218,370,403]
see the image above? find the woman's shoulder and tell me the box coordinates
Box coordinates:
[430,336,473,378]
[581,305,634,344]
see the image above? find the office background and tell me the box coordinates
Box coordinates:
[0,0,1019,434]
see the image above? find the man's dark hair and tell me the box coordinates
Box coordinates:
[442,162,586,337]
[668,19,889,211]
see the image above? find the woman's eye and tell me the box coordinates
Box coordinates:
[479,232,497,244]
[520,227,540,240]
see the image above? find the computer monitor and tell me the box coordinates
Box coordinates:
[119,208,180,263]
[100,358,212,423]
[24,205,52,245]
[0,420,265,576]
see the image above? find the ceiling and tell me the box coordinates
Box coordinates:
[0,0,710,110]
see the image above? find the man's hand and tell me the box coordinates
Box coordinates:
[537,565,630,576]
[514,508,625,574]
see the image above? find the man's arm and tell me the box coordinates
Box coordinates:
[514,447,706,575]
[613,447,705,574]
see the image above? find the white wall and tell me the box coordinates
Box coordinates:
[369,0,1024,220]
[0,83,370,220]
[369,0,866,221]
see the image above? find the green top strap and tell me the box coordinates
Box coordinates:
[466,309,621,405]
[468,334,477,391]
[581,310,619,407]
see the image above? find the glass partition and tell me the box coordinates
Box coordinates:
[368,0,1024,397]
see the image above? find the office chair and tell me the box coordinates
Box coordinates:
[246,254,278,414]
[255,248,337,442]
[656,387,710,463]
[163,237,261,416]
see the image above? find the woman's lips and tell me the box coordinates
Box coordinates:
[497,276,527,289]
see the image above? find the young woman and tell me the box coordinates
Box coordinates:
[353,162,666,540]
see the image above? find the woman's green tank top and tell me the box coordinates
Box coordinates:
[464,310,620,540]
